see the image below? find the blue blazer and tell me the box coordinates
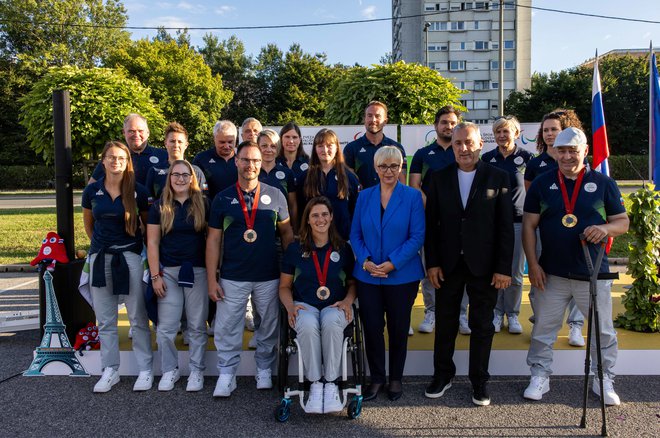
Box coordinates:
[350,182,425,285]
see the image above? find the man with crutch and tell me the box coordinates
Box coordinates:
[521,127,629,405]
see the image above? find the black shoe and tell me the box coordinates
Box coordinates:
[387,380,403,401]
[472,383,490,406]
[425,377,452,399]
[363,383,383,401]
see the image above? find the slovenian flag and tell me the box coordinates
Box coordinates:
[650,50,660,190]
[592,53,610,176]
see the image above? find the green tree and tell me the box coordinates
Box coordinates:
[0,0,130,69]
[325,61,465,125]
[19,66,165,164]
[0,59,36,165]
[105,39,233,156]
[505,55,655,155]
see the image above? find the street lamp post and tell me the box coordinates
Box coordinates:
[424,22,430,68]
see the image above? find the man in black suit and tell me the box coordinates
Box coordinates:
[424,122,514,406]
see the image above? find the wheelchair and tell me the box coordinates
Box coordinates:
[274,303,365,422]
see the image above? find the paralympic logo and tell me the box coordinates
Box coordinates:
[424,130,437,145]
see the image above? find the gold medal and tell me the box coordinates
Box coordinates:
[562,214,578,228]
[243,229,257,243]
[316,286,330,300]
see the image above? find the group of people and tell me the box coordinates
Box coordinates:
[81,101,628,411]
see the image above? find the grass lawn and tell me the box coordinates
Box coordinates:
[0,207,89,265]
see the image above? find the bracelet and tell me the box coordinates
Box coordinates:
[362,259,369,271]
[151,273,160,281]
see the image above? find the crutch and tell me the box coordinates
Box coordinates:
[569,233,618,437]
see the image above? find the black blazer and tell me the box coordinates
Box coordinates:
[424,160,514,278]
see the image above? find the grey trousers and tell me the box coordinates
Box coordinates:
[90,251,153,372]
[527,275,618,378]
[495,222,525,317]
[157,266,209,373]
[214,278,280,375]
[294,302,351,382]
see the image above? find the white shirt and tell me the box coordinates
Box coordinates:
[457,168,476,208]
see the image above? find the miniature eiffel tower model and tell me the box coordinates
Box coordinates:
[24,270,89,377]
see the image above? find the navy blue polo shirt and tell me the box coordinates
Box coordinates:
[277,156,309,186]
[281,241,355,310]
[147,198,208,267]
[208,183,289,281]
[410,142,456,193]
[259,163,296,198]
[81,178,150,254]
[144,163,207,200]
[524,168,626,278]
[192,148,238,201]
[482,146,533,221]
[91,144,168,186]
[343,134,407,188]
[524,151,556,183]
[298,166,361,241]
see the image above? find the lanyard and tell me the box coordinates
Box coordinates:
[311,247,332,287]
[557,168,584,215]
[236,182,260,229]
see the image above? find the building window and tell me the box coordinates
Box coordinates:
[455,81,466,89]
[450,21,465,31]
[449,60,466,71]
[428,44,448,52]
[491,82,499,89]
[474,2,489,11]
[450,42,467,51]
[504,40,515,49]
[424,3,439,11]
[490,60,515,70]
[473,80,490,90]
[474,41,489,51]
[492,1,515,9]
[429,22,448,31]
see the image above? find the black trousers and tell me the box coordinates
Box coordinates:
[433,257,497,386]
[357,280,419,384]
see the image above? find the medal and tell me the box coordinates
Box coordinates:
[312,246,332,301]
[557,169,585,229]
[561,214,578,228]
[236,182,260,243]
[243,229,257,242]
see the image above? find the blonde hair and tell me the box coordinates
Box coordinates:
[492,115,521,136]
[373,145,403,167]
[101,141,138,236]
[159,160,206,235]
[257,129,281,154]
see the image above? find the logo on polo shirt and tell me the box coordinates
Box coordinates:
[209,158,216,163]
[300,163,309,171]
[330,251,340,262]
[95,189,104,196]
[359,147,367,153]
[550,183,558,190]
[490,157,497,163]
[514,156,524,165]
[584,182,597,193]
[149,156,159,164]
[158,169,167,175]
[231,198,239,205]
[428,150,435,155]
[261,195,271,205]
[539,161,547,167]
[276,171,285,180]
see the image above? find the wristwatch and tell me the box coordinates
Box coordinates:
[362,257,371,271]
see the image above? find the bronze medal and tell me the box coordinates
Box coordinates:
[561,214,578,228]
[243,229,257,243]
[316,286,330,300]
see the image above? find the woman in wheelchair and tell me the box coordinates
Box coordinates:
[279,196,356,414]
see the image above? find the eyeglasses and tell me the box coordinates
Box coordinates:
[377,164,401,173]
[238,158,262,165]
[105,156,127,163]
[171,172,191,181]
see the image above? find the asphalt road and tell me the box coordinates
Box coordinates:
[0,194,83,210]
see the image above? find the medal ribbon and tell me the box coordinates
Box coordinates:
[557,168,585,215]
[311,247,332,288]
[236,182,260,230]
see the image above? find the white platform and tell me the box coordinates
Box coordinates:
[33,349,660,377]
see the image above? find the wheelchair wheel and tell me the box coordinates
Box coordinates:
[352,304,366,388]
[276,306,290,394]
[347,395,363,420]
[275,398,291,423]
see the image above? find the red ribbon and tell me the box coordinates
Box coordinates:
[236,182,260,230]
[311,247,332,288]
[557,168,585,215]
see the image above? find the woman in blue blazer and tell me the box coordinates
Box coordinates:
[350,146,425,402]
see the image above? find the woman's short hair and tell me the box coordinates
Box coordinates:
[374,146,403,167]
[257,129,281,151]
[492,115,521,135]
[164,121,188,140]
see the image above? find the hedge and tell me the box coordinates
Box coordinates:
[0,165,87,190]
[606,155,648,180]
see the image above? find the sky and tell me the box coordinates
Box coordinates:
[123,0,660,74]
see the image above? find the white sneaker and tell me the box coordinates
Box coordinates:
[524,376,550,400]
[306,381,323,414]
[158,369,180,391]
[323,382,343,413]
[408,326,414,336]
[207,319,215,336]
[493,313,503,333]
[213,374,236,397]
[245,308,255,331]
[459,313,471,335]
[186,371,204,392]
[568,323,585,347]
[93,367,119,393]
[418,311,435,333]
[507,314,523,334]
[593,377,621,406]
[182,329,190,346]
[248,336,257,349]
[255,368,272,389]
[133,371,153,391]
